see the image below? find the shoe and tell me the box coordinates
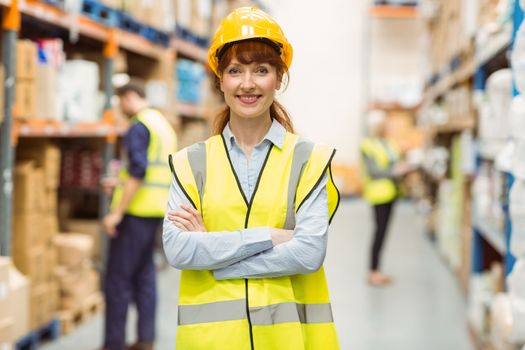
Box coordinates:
[128,342,154,350]
[367,271,392,287]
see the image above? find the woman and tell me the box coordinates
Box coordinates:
[163,7,340,350]
[360,111,409,287]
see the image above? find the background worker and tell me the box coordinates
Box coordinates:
[101,83,177,350]
[360,110,410,287]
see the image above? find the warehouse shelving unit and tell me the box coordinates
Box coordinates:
[421,0,522,348]
[0,0,212,257]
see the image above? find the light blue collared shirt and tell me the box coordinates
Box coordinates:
[163,119,329,278]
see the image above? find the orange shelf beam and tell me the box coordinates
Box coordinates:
[15,120,127,138]
[370,5,418,19]
[0,0,167,60]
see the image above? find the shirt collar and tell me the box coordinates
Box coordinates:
[222,119,286,151]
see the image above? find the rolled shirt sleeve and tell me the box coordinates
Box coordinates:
[124,122,150,179]
[213,173,329,279]
[162,178,274,271]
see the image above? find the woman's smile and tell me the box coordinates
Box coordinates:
[237,94,262,105]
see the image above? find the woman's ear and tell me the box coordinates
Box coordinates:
[275,78,282,91]
[219,77,225,92]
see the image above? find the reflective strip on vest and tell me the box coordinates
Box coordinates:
[284,139,314,229]
[178,300,334,326]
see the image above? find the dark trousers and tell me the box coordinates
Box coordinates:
[104,214,162,350]
[370,202,394,271]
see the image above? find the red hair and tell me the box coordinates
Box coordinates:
[212,40,294,135]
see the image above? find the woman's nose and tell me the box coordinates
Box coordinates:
[240,72,255,90]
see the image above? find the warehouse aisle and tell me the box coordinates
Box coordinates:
[327,200,474,350]
[42,200,474,350]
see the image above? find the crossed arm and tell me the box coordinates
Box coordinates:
[162,174,329,279]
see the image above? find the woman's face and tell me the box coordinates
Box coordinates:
[220,58,281,120]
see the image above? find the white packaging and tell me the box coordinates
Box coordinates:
[491,294,513,347]
[487,69,513,139]
[509,95,525,140]
[511,181,525,257]
[512,140,525,180]
[146,80,170,109]
[495,140,516,173]
[177,0,192,28]
[461,130,476,175]
[58,60,100,123]
[507,260,525,342]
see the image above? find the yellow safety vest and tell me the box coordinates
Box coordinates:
[170,132,340,350]
[111,108,177,217]
[360,137,399,205]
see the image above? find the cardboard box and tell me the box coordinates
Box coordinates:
[7,263,30,342]
[53,234,94,268]
[0,318,14,343]
[45,190,58,217]
[14,80,36,120]
[65,220,102,260]
[46,215,59,242]
[16,40,37,80]
[35,64,59,120]
[56,264,99,311]
[30,283,49,330]
[0,259,30,342]
[17,142,61,190]
[48,281,59,318]
[0,342,13,350]
[0,259,8,284]
[12,247,48,286]
[13,162,38,212]
[12,214,45,252]
[0,259,10,325]
[29,281,58,330]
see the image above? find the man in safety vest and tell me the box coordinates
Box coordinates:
[102,82,177,350]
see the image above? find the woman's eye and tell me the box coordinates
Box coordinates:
[256,67,269,74]
[228,67,241,74]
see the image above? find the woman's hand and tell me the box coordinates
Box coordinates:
[168,204,207,232]
[270,228,293,246]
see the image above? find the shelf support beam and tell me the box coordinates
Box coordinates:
[98,30,118,272]
[0,1,20,256]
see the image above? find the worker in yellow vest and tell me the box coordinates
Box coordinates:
[163,7,340,350]
[102,83,177,350]
[360,111,410,287]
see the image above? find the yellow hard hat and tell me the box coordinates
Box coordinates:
[207,7,293,77]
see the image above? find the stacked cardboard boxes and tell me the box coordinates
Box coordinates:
[122,0,175,32]
[0,258,30,347]
[13,142,61,330]
[53,234,101,316]
[14,40,37,120]
[63,219,103,265]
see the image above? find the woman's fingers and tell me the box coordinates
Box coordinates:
[181,205,201,218]
[180,205,203,226]
[170,209,194,221]
[170,206,206,232]
[170,215,194,231]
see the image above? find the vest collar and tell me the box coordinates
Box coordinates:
[222,119,286,151]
